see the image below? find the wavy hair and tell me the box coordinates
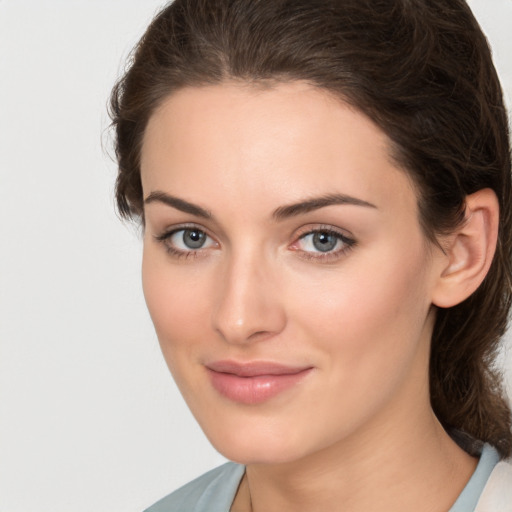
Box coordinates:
[110,0,512,457]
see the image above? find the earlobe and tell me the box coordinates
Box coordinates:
[432,188,499,309]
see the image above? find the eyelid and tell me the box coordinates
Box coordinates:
[154,223,219,259]
[293,223,354,240]
[154,222,215,240]
[290,224,356,261]
[153,222,355,262]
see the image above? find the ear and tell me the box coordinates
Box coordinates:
[431,188,499,308]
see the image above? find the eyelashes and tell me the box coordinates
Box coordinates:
[154,224,356,262]
[154,225,217,260]
[291,227,356,262]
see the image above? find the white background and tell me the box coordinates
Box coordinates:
[0,1,511,511]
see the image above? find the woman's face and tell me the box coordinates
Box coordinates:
[140,82,445,464]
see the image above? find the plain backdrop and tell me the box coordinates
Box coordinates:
[0,1,511,511]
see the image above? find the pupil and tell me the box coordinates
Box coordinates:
[313,232,337,252]
[183,230,206,249]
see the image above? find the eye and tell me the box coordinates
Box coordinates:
[173,228,209,249]
[155,226,217,257]
[303,231,340,252]
[292,228,356,260]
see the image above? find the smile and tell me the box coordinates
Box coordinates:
[205,360,313,405]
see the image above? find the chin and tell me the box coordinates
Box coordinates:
[198,414,323,466]
[213,439,304,466]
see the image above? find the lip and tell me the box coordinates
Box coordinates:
[205,360,313,405]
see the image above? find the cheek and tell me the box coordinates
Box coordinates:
[141,247,212,370]
[288,243,433,382]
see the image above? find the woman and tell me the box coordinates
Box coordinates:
[110,0,512,510]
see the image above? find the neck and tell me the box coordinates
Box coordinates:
[234,386,477,512]
[231,314,478,512]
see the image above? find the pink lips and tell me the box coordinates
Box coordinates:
[206,360,312,405]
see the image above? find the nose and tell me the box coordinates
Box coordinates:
[211,249,287,345]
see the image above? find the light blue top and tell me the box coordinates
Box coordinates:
[145,444,500,512]
[449,443,499,512]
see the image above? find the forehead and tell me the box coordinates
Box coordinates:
[140,81,418,218]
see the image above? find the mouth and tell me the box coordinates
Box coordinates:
[205,360,313,405]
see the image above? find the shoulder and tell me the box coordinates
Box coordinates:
[476,458,512,512]
[144,462,245,512]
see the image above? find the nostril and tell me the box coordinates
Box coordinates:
[247,330,275,342]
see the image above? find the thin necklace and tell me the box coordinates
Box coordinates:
[247,474,253,512]
[242,472,253,512]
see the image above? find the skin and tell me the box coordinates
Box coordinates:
[140,82,482,512]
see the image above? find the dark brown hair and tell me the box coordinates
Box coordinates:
[110,0,512,457]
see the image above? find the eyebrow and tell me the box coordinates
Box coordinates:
[272,193,377,220]
[144,191,212,219]
[144,190,376,221]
